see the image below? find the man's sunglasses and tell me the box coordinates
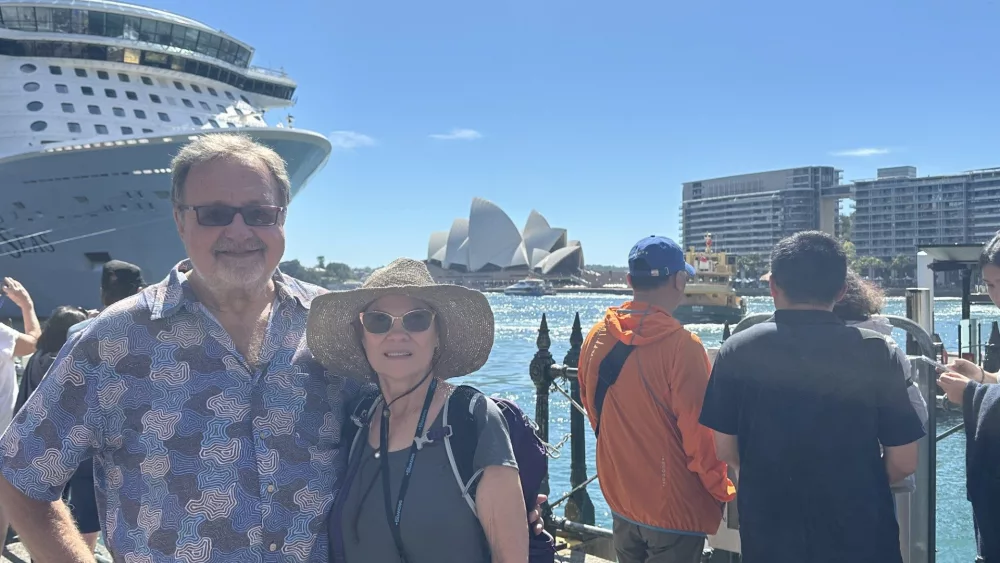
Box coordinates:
[360,309,435,334]
[176,204,285,227]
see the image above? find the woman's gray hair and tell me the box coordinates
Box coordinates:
[170,133,291,205]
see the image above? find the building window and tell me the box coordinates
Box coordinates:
[112,107,126,117]
[191,84,202,94]
[182,99,194,108]
[173,81,185,90]
[75,68,87,77]
[208,87,218,97]
[55,84,69,94]
[134,109,147,119]
[61,103,75,113]
[118,73,130,83]
[88,105,101,115]
[82,86,94,96]
[199,101,211,111]
[49,65,62,75]
[121,126,133,135]
[149,94,161,103]
[95,124,109,135]
[30,121,47,132]
[20,64,37,73]
[105,89,117,98]
[68,122,82,133]
[27,101,43,111]
[141,76,153,86]
[126,91,138,101]
[191,116,203,125]
[158,112,171,122]
[23,82,40,92]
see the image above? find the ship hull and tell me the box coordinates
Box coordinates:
[673,304,745,325]
[0,128,330,316]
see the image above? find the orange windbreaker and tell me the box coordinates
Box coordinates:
[578,301,735,535]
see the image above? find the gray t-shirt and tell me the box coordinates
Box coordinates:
[340,391,518,563]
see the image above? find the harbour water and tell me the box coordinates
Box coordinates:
[459,294,1000,562]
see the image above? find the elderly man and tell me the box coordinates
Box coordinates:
[0,134,542,562]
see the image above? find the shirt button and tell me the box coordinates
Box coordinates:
[267,484,275,493]
[269,543,277,552]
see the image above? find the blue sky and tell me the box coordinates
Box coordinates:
[145,0,1000,267]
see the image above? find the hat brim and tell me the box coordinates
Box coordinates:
[684,263,696,276]
[307,283,495,382]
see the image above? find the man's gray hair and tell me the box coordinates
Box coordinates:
[170,134,291,206]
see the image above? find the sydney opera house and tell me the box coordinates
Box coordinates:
[426,198,584,281]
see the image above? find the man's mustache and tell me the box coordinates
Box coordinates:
[213,239,267,253]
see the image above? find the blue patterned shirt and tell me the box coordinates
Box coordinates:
[0,263,359,562]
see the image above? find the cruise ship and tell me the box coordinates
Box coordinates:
[0,0,332,316]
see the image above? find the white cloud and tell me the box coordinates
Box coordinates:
[830,147,891,157]
[429,128,483,141]
[329,131,376,151]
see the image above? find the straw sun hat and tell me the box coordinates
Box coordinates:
[306,258,495,381]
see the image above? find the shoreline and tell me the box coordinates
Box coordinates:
[485,286,992,301]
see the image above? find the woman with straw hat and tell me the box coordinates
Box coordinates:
[308,258,528,563]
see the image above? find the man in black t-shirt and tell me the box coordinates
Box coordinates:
[700,231,925,563]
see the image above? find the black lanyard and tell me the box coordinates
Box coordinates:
[379,377,438,563]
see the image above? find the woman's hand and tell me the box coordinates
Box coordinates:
[475,465,529,562]
[944,358,995,384]
[938,371,971,405]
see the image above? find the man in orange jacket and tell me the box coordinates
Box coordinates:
[578,235,735,563]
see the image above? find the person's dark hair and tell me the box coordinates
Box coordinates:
[101,260,145,305]
[833,269,885,321]
[628,258,678,291]
[770,231,848,305]
[36,306,88,355]
[980,231,1000,269]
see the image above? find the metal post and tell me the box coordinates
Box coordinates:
[563,312,595,525]
[529,314,554,526]
[984,321,1000,373]
[905,288,933,356]
[961,267,972,320]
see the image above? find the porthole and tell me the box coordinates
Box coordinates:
[30,121,48,132]
[23,82,40,92]
[20,64,37,73]
[27,102,43,112]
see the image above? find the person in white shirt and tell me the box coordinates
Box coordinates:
[0,276,40,547]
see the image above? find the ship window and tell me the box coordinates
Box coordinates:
[158,112,171,122]
[182,99,194,108]
[141,76,153,86]
[240,95,250,105]
[97,70,109,80]
[216,104,226,112]
[112,107,126,117]
[61,103,74,113]
[81,86,94,96]
[75,68,87,77]
[191,116,203,125]
[88,105,101,115]
[208,87,218,97]
[126,91,138,101]
[199,101,211,111]
[95,124,108,135]
[191,84,202,94]
[166,97,177,106]
[12,202,24,210]
[20,64,36,73]
[30,121,47,132]
[49,65,62,75]
[149,94,161,103]
[68,122,81,133]
[104,89,117,98]
[208,119,219,128]
[173,81,185,91]
[118,73,130,83]
[225,91,235,101]
[23,82,40,92]
[121,126,133,135]
[134,109,147,119]
[55,84,69,94]
[142,128,153,133]
[27,101,43,111]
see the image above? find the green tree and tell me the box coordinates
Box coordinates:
[842,241,858,270]
[890,254,915,280]
[324,262,353,282]
[855,256,886,279]
[316,255,326,270]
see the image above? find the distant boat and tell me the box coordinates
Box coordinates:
[503,279,556,296]
[674,233,747,325]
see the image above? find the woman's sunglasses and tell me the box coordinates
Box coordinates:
[360,309,435,334]
[176,204,285,227]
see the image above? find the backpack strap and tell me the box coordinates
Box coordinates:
[442,384,483,515]
[344,387,381,462]
[593,340,636,438]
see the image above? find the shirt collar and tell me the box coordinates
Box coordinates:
[772,308,844,325]
[150,259,325,320]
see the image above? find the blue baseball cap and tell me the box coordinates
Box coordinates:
[628,235,696,278]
